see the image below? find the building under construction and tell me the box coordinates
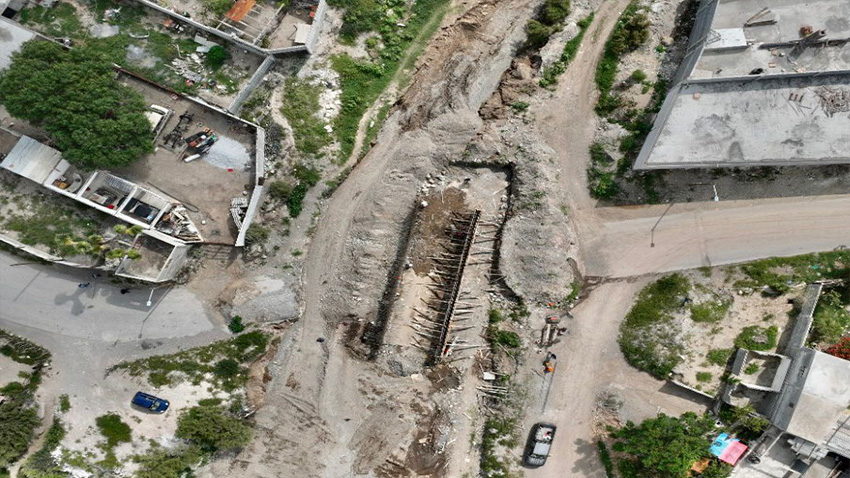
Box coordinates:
[635,0,850,170]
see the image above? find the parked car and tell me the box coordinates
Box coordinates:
[131,391,169,413]
[523,422,556,467]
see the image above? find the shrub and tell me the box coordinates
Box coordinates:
[490,329,521,348]
[176,405,252,453]
[268,181,293,202]
[59,394,71,413]
[734,326,778,351]
[826,337,850,360]
[525,19,553,49]
[597,440,615,478]
[706,348,733,366]
[488,309,504,324]
[280,79,330,155]
[689,299,731,323]
[95,413,131,448]
[540,0,571,25]
[213,359,241,380]
[244,223,269,246]
[228,316,245,333]
[609,9,650,56]
[623,274,689,328]
[811,288,850,345]
[204,46,228,70]
[134,445,202,478]
[630,69,647,83]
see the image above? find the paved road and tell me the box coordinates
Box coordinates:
[582,194,850,278]
[0,251,217,342]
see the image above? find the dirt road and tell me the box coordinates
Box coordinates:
[523,280,711,478]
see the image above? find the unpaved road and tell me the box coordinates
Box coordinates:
[525,280,711,478]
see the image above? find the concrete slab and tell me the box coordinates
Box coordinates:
[637,72,850,169]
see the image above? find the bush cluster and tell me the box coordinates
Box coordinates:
[525,0,572,49]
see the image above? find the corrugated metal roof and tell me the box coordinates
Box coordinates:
[0,135,63,184]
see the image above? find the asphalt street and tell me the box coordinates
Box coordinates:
[0,251,217,342]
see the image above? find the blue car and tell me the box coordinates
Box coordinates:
[132,391,169,413]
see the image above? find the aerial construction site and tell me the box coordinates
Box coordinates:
[0,0,849,477]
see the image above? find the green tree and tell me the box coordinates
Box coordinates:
[205,45,228,70]
[612,412,716,478]
[176,405,252,453]
[0,41,153,170]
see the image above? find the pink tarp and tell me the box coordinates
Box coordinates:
[719,440,748,465]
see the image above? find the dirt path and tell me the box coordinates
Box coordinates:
[523,279,711,478]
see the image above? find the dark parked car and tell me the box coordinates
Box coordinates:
[523,422,556,467]
[131,391,169,413]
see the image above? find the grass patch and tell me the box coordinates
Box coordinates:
[540,12,595,88]
[618,274,689,378]
[19,2,82,38]
[331,0,451,161]
[706,348,733,366]
[744,363,759,375]
[59,394,71,413]
[112,331,269,392]
[488,309,504,324]
[736,250,850,294]
[811,286,850,346]
[689,298,731,323]
[695,371,712,382]
[587,142,619,200]
[480,418,517,477]
[734,326,778,351]
[280,78,331,155]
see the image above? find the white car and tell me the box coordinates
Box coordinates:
[145,104,172,141]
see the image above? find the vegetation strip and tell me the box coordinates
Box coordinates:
[329,0,452,161]
[540,12,596,88]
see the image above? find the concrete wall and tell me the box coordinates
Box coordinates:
[671,0,720,86]
[131,0,269,55]
[235,126,266,247]
[130,0,327,56]
[228,55,275,115]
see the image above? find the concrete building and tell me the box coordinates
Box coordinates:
[726,284,850,478]
[635,0,850,170]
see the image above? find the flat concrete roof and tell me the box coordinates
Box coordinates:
[776,349,850,456]
[638,72,850,169]
[635,0,850,170]
[0,17,35,71]
[693,0,850,79]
